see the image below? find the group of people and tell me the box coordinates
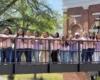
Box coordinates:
[67,32,100,63]
[0,27,61,63]
[0,26,100,63]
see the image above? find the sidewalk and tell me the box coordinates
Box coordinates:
[63,72,90,80]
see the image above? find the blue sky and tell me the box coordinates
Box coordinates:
[63,0,100,9]
[46,0,63,34]
[47,0,63,14]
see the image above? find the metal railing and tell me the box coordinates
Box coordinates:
[0,37,100,64]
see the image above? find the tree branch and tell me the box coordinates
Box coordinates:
[0,0,18,16]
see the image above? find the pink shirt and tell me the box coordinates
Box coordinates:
[23,36,33,49]
[41,37,53,50]
[16,36,24,49]
[0,38,2,48]
[80,37,88,49]
[60,45,69,51]
[1,34,12,48]
[87,39,95,48]
[51,39,60,50]
[95,40,100,51]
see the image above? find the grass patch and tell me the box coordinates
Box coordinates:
[97,77,100,80]
[14,73,63,80]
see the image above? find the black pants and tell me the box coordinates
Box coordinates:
[86,48,95,62]
[16,48,32,62]
[81,49,87,62]
[51,50,58,63]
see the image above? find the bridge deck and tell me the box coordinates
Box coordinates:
[0,63,100,75]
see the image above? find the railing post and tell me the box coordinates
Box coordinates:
[47,39,51,73]
[77,40,80,72]
[48,39,52,63]
[8,37,16,80]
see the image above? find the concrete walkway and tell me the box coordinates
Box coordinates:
[63,72,90,80]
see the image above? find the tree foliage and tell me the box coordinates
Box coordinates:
[0,0,57,33]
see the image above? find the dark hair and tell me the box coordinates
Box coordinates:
[4,27,12,34]
[16,29,25,42]
[55,32,59,38]
[46,32,49,36]
[62,36,64,40]
[89,36,95,39]
[34,31,40,37]
[8,27,12,34]
[17,29,24,37]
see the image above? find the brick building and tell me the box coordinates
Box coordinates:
[63,0,100,36]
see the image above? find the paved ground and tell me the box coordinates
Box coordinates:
[0,76,4,80]
[63,72,90,80]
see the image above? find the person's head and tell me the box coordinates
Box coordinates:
[89,33,95,39]
[34,31,40,37]
[55,32,59,38]
[42,32,49,38]
[17,29,24,36]
[74,32,80,39]
[26,30,32,36]
[90,35,95,39]
[3,26,12,35]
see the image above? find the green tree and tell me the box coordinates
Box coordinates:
[0,0,57,33]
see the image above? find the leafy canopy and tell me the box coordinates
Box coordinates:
[0,0,58,33]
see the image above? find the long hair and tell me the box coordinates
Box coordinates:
[17,29,24,37]
[3,27,12,35]
[16,29,25,42]
[6,27,12,34]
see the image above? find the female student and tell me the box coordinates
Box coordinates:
[1,27,13,63]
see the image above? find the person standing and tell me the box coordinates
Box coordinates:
[15,29,24,62]
[81,33,88,63]
[86,34,95,62]
[94,34,100,62]
[1,27,13,63]
[0,34,3,62]
[40,32,52,63]
[24,31,33,62]
[69,32,81,63]
[59,38,69,63]
[50,32,60,63]
[33,31,41,62]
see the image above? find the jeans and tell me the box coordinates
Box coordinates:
[33,50,40,62]
[1,47,13,63]
[81,49,87,62]
[59,50,69,63]
[16,48,32,62]
[24,48,32,62]
[0,48,2,62]
[69,51,78,63]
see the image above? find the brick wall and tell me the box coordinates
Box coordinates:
[64,4,100,36]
